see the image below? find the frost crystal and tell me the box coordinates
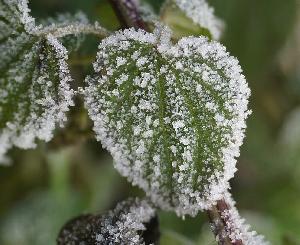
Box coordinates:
[161,0,224,40]
[219,192,269,245]
[135,0,159,25]
[38,11,89,51]
[174,0,224,40]
[57,198,156,245]
[85,27,251,216]
[0,0,74,163]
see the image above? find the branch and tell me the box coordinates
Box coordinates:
[207,199,243,245]
[108,0,150,31]
[207,190,267,244]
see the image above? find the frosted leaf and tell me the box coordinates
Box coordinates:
[218,192,269,245]
[160,0,224,40]
[136,0,159,27]
[57,198,158,245]
[84,27,251,216]
[0,0,74,163]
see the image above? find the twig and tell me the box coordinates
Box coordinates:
[206,199,244,245]
[108,0,150,31]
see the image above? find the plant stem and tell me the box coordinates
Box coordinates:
[108,0,150,31]
[207,199,244,245]
[38,23,110,38]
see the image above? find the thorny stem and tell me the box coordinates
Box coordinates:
[207,199,244,245]
[108,0,150,31]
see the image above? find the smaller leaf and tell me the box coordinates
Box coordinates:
[0,0,74,163]
[137,0,160,30]
[57,198,158,245]
[160,0,224,40]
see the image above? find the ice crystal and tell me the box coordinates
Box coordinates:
[219,192,269,245]
[0,0,74,163]
[37,11,109,40]
[135,0,159,25]
[85,27,251,216]
[38,11,89,51]
[161,0,224,40]
[57,198,157,245]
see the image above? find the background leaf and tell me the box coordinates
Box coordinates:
[0,0,74,163]
[57,198,157,245]
[160,0,224,40]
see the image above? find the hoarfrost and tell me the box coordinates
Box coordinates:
[85,27,251,216]
[57,198,156,245]
[218,192,269,245]
[162,0,224,40]
[0,0,74,163]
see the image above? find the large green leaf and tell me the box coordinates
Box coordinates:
[160,0,224,40]
[57,198,158,245]
[0,0,74,163]
[84,27,250,216]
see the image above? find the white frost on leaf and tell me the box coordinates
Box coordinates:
[85,26,251,216]
[16,0,36,32]
[161,0,224,40]
[0,0,74,163]
[57,198,156,245]
[219,192,269,245]
[95,198,155,245]
[136,0,159,24]
[174,0,224,40]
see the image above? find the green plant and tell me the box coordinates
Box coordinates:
[0,0,268,244]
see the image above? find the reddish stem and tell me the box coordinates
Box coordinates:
[207,199,244,245]
[108,0,150,31]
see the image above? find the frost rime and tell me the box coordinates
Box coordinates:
[85,27,251,216]
[0,0,74,163]
[173,0,224,40]
[95,198,155,245]
[218,192,269,245]
[161,0,224,40]
[57,198,156,245]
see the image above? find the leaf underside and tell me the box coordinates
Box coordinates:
[85,28,250,216]
[0,0,74,163]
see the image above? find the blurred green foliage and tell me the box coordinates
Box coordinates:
[1,0,300,244]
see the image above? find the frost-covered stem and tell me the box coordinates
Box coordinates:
[37,24,110,38]
[207,199,243,245]
[108,0,150,31]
